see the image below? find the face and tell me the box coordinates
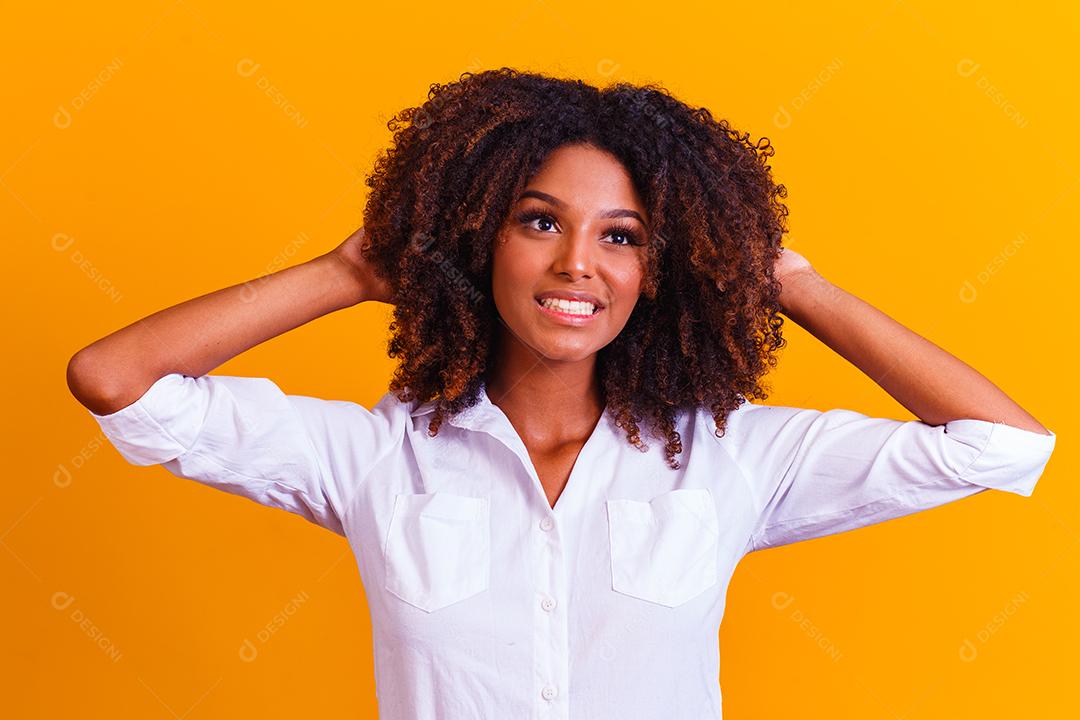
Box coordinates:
[491,142,650,364]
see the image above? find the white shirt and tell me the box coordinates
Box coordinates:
[89,373,1057,719]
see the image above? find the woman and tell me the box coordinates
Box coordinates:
[66,68,1055,719]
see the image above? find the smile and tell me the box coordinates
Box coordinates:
[535,298,604,325]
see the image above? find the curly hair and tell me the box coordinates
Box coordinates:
[359,67,790,469]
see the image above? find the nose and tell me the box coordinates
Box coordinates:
[551,228,595,280]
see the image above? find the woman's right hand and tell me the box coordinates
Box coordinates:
[331,226,394,305]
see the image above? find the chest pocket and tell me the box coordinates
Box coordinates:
[383,492,491,613]
[605,487,720,608]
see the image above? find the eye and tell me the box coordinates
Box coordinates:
[603,223,642,247]
[514,208,645,247]
[515,209,558,233]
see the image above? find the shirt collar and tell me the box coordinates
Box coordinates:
[407,379,500,433]
[409,380,547,487]
[408,379,615,442]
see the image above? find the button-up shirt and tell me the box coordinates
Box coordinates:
[88,373,1057,719]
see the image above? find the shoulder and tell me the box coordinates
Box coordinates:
[690,394,780,437]
[284,386,415,452]
[690,395,828,463]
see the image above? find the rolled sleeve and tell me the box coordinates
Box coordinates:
[942,418,1056,496]
[89,373,404,537]
[722,402,1057,553]
[89,373,193,465]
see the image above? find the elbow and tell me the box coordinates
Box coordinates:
[66,349,95,403]
[66,349,123,415]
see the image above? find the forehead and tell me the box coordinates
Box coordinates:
[523,144,646,216]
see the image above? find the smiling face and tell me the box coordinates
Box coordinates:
[491,142,650,364]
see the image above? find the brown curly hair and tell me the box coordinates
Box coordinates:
[359,67,790,469]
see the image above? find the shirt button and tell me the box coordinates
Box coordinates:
[541,685,558,701]
[541,596,557,612]
[539,516,555,531]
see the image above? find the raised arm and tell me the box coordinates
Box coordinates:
[771,248,1050,435]
[718,249,1054,554]
[66,226,392,415]
[65,226,400,537]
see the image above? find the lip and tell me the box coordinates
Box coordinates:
[535,297,604,326]
[535,290,605,308]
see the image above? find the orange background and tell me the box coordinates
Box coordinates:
[6,1,1078,717]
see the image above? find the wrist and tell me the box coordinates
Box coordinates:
[320,250,370,309]
[778,268,836,321]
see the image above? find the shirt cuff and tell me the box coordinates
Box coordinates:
[944,418,1057,496]
[89,373,191,466]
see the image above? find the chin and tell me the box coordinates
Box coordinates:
[546,331,612,358]
[520,330,599,362]
[539,347,597,363]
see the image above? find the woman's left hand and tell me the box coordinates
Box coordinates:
[773,246,820,313]
[773,246,814,286]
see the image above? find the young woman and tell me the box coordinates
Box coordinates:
[66,68,1055,719]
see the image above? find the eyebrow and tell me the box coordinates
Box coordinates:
[517,190,646,225]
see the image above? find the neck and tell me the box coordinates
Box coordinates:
[484,343,604,448]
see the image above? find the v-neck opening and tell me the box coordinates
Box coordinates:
[480,382,609,515]
[542,406,607,513]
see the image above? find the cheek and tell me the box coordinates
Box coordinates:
[609,262,646,300]
[490,238,542,314]
[494,236,548,285]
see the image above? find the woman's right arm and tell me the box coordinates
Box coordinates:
[66,226,392,415]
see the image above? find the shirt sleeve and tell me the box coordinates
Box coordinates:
[87,373,404,537]
[720,402,1057,553]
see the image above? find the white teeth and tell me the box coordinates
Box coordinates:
[539,297,597,315]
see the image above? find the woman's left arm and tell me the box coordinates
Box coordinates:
[772,248,1051,435]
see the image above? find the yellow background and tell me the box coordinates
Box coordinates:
[5,0,1077,717]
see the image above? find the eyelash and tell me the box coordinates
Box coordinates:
[514,209,643,247]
